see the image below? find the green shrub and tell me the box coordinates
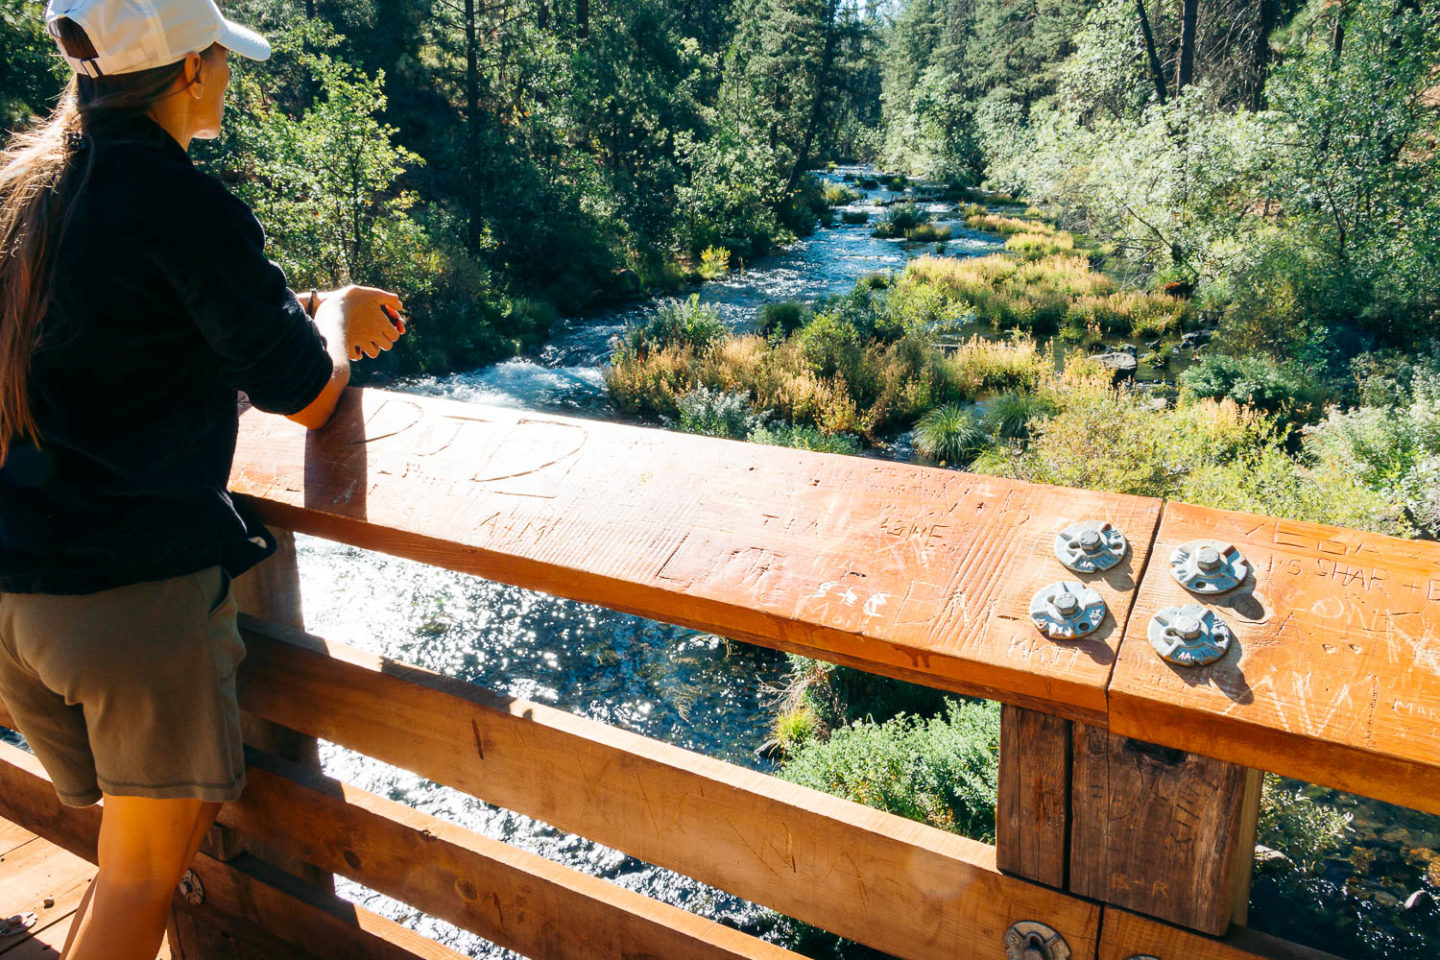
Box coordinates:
[871,202,929,238]
[794,311,864,380]
[983,391,1058,440]
[619,294,727,358]
[1256,775,1352,875]
[674,386,763,440]
[858,177,880,190]
[913,404,986,465]
[698,245,731,280]
[1180,354,1321,424]
[822,182,862,206]
[778,699,1000,840]
[749,422,862,455]
[907,222,952,243]
[840,209,870,225]
[759,301,813,340]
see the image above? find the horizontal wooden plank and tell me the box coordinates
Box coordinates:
[1098,906,1349,960]
[227,749,801,960]
[1110,501,1440,814]
[230,387,1163,722]
[236,617,1103,960]
[0,821,92,957]
[0,744,460,960]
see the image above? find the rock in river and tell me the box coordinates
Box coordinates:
[1091,350,1139,380]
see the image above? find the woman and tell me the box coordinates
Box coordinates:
[0,3,404,957]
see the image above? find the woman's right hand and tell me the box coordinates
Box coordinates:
[317,284,406,360]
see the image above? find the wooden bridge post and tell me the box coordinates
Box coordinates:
[209,529,328,882]
[997,705,1262,937]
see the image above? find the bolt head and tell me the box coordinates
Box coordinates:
[1195,545,1222,571]
[1053,592,1080,616]
[1174,614,1203,639]
[1077,529,1103,553]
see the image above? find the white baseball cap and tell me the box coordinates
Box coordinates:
[44,0,271,78]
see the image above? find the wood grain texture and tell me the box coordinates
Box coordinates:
[235,617,1102,960]
[1111,501,1440,814]
[230,388,1163,722]
[0,744,459,960]
[1099,906,1350,960]
[227,750,803,960]
[1069,723,1255,935]
[996,704,1070,887]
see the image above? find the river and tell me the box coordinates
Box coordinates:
[290,167,1437,958]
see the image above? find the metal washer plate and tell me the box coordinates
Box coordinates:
[1030,581,1107,640]
[1170,539,1249,594]
[1149,604,1233,667]
[1054,520,1128,573]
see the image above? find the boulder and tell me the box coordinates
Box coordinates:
[1090,351,1138,380]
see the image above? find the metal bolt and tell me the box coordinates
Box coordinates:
[177,869,205,906]
[1030,581,1107,640]
[1054,520,1128,573]
[1004,921,1071,960]
[1169,539,1249,594]
[1148,604,1233,667]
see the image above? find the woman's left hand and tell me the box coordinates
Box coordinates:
[317,284,407,360]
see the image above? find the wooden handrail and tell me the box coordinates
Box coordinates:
[229,387,1440,815]
[229,387,1162,724]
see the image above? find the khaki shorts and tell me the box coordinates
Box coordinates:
[0,565,246,806]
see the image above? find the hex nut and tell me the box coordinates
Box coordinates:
[1030,581,1107,640]
[1149,604,1233,667]
[1170,539,1249,594]
[1005,920,1071,960]
[1054,520,1128,573]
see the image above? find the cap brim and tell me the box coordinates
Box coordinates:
[216,19,271,62]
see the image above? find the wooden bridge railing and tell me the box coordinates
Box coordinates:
[1,385,1434,960]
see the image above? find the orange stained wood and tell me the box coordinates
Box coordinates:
[1097,906,1347,960]
[1110,501,1440,815]
[229,387,1163,722]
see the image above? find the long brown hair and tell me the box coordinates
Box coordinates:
[0,18,215,465]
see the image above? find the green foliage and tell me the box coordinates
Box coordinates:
[1256,775,1353,875]
[870,200,929,238]
[778,698,1000,840]
[840,208,871,224]
[0,2,68,131]
[620,295,728,358]
[759,300,814,339]
[749,422,862,455]
[698,245,732,280]
[912,404,985,464]
[982,391,1058,440]
[1180,354,1323,425]
[822,182,862,206]
[674,386,765,440]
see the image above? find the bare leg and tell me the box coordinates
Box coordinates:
[59,876,95,957]
[62,795,222,960]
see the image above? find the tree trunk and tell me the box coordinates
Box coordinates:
[1249,0,1279,110]
[576,0,589,38]
[1136,0,1168,104]
[464,0,483,247]
[1175,0,1198,92]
